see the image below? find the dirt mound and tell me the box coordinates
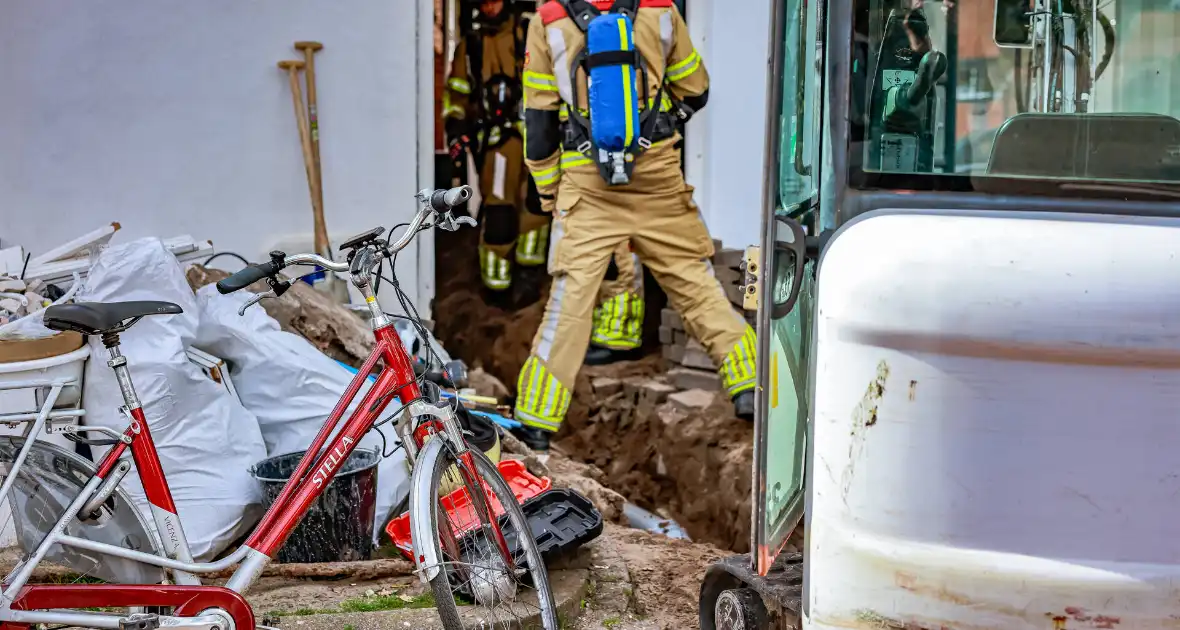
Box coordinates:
[598,523,728,629]
[560,370,754,552]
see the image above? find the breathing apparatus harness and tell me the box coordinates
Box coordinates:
[557,0,689,186]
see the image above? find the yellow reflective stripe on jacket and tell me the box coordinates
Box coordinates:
[561,151,593,169]
[666,49,702,82]
[532,164,561,187]
[523,70,559,92]
[447,77,472,94]
[720,326,758,395]
[515,356,570,431]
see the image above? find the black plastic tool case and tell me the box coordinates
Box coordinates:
[517,488,604,563]
[462,488,604,567]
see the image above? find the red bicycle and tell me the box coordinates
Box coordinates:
[0,186,559,629]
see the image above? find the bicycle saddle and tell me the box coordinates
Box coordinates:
[44,301,182,336]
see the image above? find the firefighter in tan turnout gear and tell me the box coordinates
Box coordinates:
[511,0,757,451]
[444,0,551,293]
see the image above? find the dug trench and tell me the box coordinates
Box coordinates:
[432,227,759,554]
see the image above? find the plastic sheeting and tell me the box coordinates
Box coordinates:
[80,238,268,562]
[195,286,411,544]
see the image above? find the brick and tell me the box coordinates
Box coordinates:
[673,329,688,346]
[622,377,647,400]
[668,367,722,392]
[659,326,673,345]
[638,382,676,413]
[681,345,716,370]
[662,344,685,364]
[660,308,684,331]
[592,377,622,397]
[668,388,717,412]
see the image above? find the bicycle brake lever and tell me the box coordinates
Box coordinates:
[238,290,277,316]
[437,211,477,232]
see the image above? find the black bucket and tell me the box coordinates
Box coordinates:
[251,448,380,564]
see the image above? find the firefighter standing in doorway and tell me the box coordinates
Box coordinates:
[444,0,551,294]
[510,0,756,451]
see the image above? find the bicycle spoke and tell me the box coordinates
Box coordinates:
[428,445,555,628]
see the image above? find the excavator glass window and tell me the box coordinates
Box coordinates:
[850,0,1180,195]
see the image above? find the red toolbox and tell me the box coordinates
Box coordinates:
[385,459,551,559]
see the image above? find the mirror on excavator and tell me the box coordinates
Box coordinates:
[701,0,1180,628]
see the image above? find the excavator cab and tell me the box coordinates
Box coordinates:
[701,0,1180,628]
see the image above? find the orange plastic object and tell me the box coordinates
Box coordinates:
[385,459,551,559]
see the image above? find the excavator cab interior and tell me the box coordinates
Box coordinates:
[858,0,1180,183]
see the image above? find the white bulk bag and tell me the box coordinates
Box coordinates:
[194,285,411,543]
[80,238,267,561]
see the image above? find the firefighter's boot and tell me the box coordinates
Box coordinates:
[510,425,552,452]
[732,390,755,421]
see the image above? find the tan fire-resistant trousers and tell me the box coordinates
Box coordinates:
[515,149,755,432]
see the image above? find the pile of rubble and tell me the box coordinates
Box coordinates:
[0,277,54,326]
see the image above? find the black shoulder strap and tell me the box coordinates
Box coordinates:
[559,0,600,33]
[610,0,640,19]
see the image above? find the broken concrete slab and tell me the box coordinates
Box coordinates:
[621,377,650,401]
[637,382,676,410]
[668,388,716,412]
[592,376,623,398]
[668,367,722,392]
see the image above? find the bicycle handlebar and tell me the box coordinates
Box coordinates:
[216,259,283,294]
[216,186,472,296]
[428,186,472,212]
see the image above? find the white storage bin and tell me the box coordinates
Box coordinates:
[0,345,90,414]
[0,345,90,548]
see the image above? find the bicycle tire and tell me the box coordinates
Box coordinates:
[424,442,559,629]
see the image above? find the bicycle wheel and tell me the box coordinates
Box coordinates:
[424,441,559,629]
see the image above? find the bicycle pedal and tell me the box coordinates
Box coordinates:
[118,612,161,630]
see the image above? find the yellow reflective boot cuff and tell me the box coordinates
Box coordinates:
[516,224,550,267]
[514,356,570,432]
[720,326,758,397]
[478,244,513,291]
[590,292,644,350]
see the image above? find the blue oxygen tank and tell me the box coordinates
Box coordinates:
[586,13,640,155]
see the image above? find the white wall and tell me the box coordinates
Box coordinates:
[684,0,773,250]
[0,0,435,313]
